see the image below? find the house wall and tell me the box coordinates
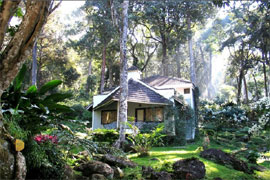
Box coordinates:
[128,70,141,80]
[92,110,103,129]
[156,85,194,109]
[156,89,175,101]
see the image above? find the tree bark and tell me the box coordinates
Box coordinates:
[208,50,213,99]
[0,1,52,92]
[187,16,196,86]
[237,68,244,105]
[115,0,129,149]
[108,62,114,89]
[88,57,92,76]
[176,50,181,78]
[0,0,21,49]
[32,40,38,86]
[162,40,168,76]
[252,72,259,100]
[100,44,107,93]
[263,62,268,97]
[243,74,249,104]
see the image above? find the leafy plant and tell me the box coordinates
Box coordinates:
[127,123,166,157]
[24,139,65,179]
[1,64,74,137]
[91,128,119,145]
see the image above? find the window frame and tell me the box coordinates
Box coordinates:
[101,110,117,125]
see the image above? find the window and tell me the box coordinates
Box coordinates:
[136,107,163,122]
[136,109,145,121]
[184,88,190,94]
[101,110,117,124]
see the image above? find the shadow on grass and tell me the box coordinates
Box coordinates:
[127,145,269,180]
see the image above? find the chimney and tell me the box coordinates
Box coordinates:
[127,66,141,80]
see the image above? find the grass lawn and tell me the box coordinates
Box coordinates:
[125,142,270,180]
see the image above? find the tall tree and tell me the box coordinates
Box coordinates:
[115,0,129,148]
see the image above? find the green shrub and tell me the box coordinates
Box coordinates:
[127,123,166,157]
[24,139,65,179]
[91,129,119,144]
[1,64,74,138]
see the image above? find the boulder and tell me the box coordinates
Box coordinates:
[142,166,172,180]
[91,174,106,180]
[0,138,15,180]
[75,160,114,179]
[15,152,26,180]
[173,157,206,180]
[112,166,124,179]
[63,165,75,180]
[101,154,137,168]
[200,149,252,174]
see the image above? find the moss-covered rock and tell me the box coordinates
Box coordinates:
[0,138,15,179]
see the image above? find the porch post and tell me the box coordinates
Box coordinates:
[117,101,120,129]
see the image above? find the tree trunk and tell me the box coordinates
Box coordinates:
[88,58,92,76]
[0,1,52,92]
[187,16,196,86]
[162,41,168,76]
[237,69,244,105]
[108,62,114,89]
[176,51,181,78]
[115,0,129,149]
[32,40,38,86]
[263,62,268,97]
[0,1,21,49]
[85,58,93,93]
[252,72,259,100]
[100,44,107,93]
[243,74,249,104]
[208,50,213,99]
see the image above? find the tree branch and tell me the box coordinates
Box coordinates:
[0,0,21,49]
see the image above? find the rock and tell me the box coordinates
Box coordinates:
[200,149,253,174]
[101,154,137,168]
[91,174,106,180]
[213,178,223,180]
[150,157,159,161]
[112,166,124,179]
[173,157,206,180]
[15,152,26,180]
[63,165,74,180]
[75,160,114,179]
[0,138,15,180]
[142,166,172,180]
[250,165,267,172]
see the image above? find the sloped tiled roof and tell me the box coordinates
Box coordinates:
[94,79,171,110]
[141,75,192,87]
[128,65,140,71]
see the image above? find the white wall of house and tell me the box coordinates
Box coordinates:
[155,85,194,109]
[156,89,175,101]
[92,110,103,129]
[128,70,141,80]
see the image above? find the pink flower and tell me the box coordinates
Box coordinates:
[34,134,58,144]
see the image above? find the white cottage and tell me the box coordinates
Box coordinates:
[90,66,196,139]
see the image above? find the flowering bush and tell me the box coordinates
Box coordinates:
[34,134,58,144]
[200,99,249,128]
[249,97,270,135]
